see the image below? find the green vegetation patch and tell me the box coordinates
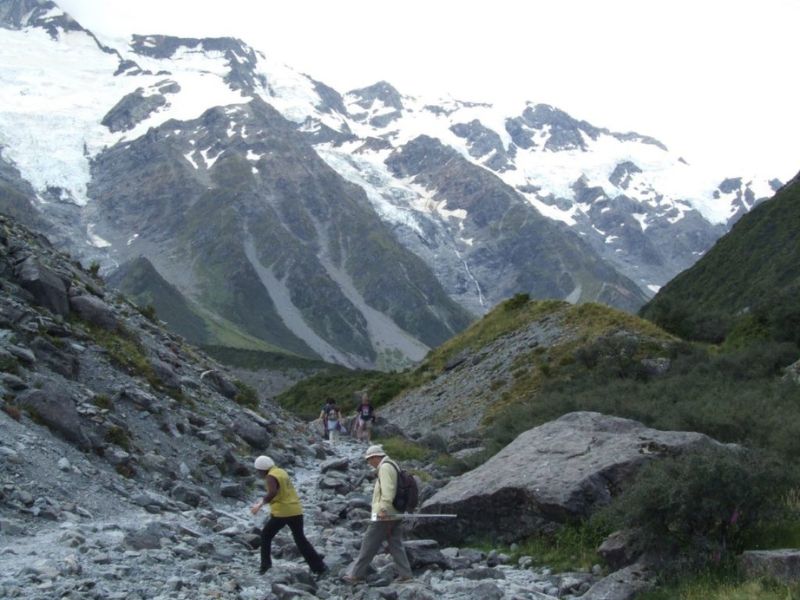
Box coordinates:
[641,178,800,348]
[233,381,259,410]
[596,447,793,572]
[201,345,328,371]
[510,521,608,573]
[276,368,411,420]
[420,296,566,376]
[374,435,430,462]
[105,426,131,451]
[86,323,157,384]
[483,340,800,459]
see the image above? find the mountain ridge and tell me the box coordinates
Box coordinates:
[0,0,780,367]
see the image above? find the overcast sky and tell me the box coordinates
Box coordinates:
[58,0,799,181]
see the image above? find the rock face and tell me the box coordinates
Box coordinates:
[380,309,576,439]
[16,385,93,450]
[417,412,728,544]
[14,256,69,317]
[384,135,649,313]
[89,96,471,370]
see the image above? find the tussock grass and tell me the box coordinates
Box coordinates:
[375,435,430,462]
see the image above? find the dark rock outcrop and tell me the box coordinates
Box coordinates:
[69,294,119,331]
[16,386,92,450]
[14,256,69,317]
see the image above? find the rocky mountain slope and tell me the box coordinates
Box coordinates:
[377,297,678,444]
[0,212,647,599]
[0,0,778,367]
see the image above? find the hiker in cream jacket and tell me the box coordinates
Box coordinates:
[342,445,412,584]
[372,453,399,519]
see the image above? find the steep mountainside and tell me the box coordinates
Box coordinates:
[641,171,800,343]
[0,0,779,367]
[0,211,669,600]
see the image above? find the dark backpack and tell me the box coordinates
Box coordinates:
[386,460,419,513]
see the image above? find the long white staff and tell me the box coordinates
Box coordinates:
[367,513,458,521]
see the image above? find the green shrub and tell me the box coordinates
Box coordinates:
[277,369,410,419]
[0,353,18,374]
[503,293,530,311]
[138,303,158,322]
[233,381,259,409]
[375,436,429,461]
[483,340,800,461]
[595,446,792,572]
[105,426,131,450]
[92,394,113,410]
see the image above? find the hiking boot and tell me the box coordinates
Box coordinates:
[340,574,362,585]
[313,565,329,579]
[259,565,271,575]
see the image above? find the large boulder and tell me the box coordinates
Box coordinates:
[69,294,119,331]
[740,549,800,585]
[580,562,654,600]
[201,370,238,399]
[231,416,270,450]
[16,385,92,450]
[14,256,69,317]
[416,412,726,544]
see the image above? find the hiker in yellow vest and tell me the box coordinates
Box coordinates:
[250,456,327,576]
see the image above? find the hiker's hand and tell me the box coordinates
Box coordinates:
[250,500,263,515]
[377,510,388,520]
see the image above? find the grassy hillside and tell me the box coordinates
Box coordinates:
[278,296,677,431]
[108,256,211,345]
[279,293,799,464]
[641,174,800,347]
[107,256,297,363]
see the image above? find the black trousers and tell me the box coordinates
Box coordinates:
[260,514,325,573]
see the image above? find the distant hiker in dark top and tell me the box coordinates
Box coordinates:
[342,445,412,584]
[319,398,342,446]
[353,393,376,442]
[250,455,327,576]
[319,398,334,439]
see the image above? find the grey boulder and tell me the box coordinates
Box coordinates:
[417,411,728,544]
[15,257,69,317]
[740,549,800,585]
[16,385,92,450]
[69,294,119,331]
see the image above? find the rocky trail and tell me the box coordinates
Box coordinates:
[1,420,601,600]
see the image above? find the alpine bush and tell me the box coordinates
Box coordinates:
[595,446,792,572]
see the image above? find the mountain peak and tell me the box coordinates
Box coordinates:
[347,80,404,110]
[1,0,82,38]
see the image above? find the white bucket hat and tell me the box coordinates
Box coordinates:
[364,444,386,459]
[254,455,275,471]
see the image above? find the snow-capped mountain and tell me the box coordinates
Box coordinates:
[0,0,780,367]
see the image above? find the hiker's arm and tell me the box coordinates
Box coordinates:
[250,475,279,514]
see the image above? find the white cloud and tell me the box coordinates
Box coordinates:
[55,0,800,181]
